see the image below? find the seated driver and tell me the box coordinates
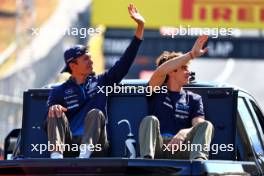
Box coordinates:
[139,35,214,160]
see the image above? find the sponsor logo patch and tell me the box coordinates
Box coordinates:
[65,89,74,95]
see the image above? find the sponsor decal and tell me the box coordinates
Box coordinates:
[67,104,79,109]
[66,99,78,105]
[65,88,74,95]
[181,0,264,24]
[64,94,78,100]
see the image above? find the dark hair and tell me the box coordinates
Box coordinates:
[156,51,183,82]
[68,60,78,74]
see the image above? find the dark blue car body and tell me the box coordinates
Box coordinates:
[1,80,264,175]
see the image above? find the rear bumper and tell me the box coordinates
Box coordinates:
[0,158,257,175]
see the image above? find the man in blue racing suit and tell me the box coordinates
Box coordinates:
[46,4,145,159]
[139,36,214,160]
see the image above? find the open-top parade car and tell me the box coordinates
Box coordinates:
[1,79,264,175]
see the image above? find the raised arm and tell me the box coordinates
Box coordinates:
[128,3,145,39]
[149,35,209,88]
[103,4,145,85]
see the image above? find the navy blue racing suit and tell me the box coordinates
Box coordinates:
[47,36,142,135]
